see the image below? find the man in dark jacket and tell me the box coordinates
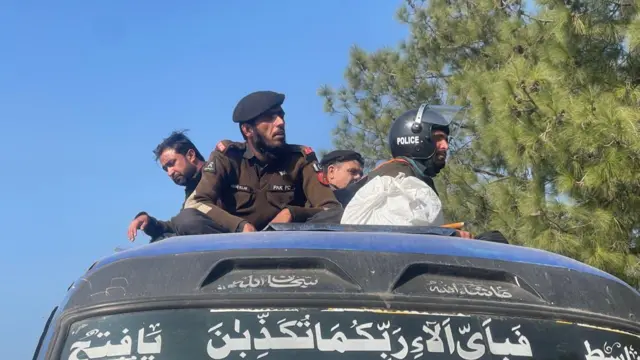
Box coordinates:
[127,130,207,242]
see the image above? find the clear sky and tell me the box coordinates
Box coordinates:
[0,0,408,357]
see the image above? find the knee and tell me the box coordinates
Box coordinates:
[172,208,217,235]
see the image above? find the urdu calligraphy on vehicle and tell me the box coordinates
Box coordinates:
[66,323,162,360]
[60,308,640,360]
[216,274,320,290]
[426,281,513,299]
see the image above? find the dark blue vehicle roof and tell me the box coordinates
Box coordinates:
[34,228,638,360]
[93,230,633,290]
[33,229,640,360]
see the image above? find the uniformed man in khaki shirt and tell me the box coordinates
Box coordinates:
[181,90,343,233]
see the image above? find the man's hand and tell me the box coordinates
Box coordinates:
[128,214,150,242]
[270,208,293,224]
[242,223,257,232]
[456,230,473,239]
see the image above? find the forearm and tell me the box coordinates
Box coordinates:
[185,200,245,233]
[286,206,327,222]
[134,212,175,237]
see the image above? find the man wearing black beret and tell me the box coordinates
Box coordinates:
[318,150,364,190]
[182,90,344,233]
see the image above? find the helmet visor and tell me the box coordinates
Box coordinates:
[421,105,468,125]
[422,105,469,139]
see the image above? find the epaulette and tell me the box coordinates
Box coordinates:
[288,144,318,163]
[204,140,245,174]
[214,140,246,156]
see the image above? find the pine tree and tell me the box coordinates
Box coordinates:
[319,0,640,286]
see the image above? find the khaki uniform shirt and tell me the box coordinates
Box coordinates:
[185,140,342,232]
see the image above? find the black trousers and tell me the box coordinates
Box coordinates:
[149,208,224,242]
[149,208,508,244]
[150,207,345,242]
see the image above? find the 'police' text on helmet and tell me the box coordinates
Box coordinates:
[388,104,452,161]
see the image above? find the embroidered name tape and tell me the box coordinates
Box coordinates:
[269,184,294,192]
[231,184,251,192]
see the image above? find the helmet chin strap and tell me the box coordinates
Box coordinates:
[417,133,447,177]
[412,150,446,177]
[414,158,442,177]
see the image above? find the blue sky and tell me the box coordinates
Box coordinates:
[0,0,408,357]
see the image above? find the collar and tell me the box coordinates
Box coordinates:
[243,145,269,168]
[185,168,202,195]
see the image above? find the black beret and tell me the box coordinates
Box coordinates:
[232,90,285,123]
[320,150,364,166]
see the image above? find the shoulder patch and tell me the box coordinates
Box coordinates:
[303,146,313,155]
[216,141,227,152]
[203,159,216,173]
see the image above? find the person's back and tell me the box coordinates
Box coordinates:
[335,157,440,205]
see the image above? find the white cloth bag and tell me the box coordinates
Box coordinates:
[340,173,445,226]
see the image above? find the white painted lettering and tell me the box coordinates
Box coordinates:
[396,136,420,145]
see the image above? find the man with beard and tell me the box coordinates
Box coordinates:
[336,104,473,237]
[181,90,343,234]
[127,130,207,242]
[334,104,450,207]
[335,104,509,242]
[318,150,364,190]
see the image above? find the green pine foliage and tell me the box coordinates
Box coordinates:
[320,0,640,286]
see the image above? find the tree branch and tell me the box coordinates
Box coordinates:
[472,167,507,178]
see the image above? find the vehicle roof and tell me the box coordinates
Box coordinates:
[91,230,632,290]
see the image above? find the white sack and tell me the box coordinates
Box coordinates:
[340,173,444,226]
